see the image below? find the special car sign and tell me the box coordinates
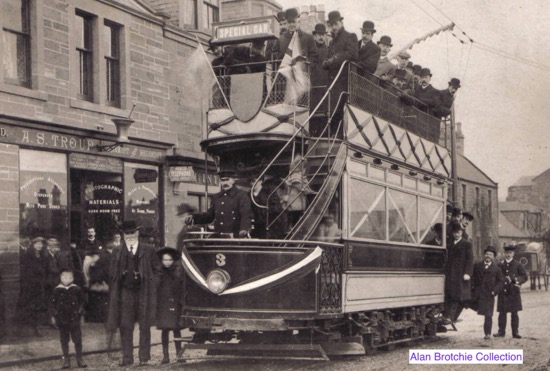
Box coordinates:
[212,16,279,45]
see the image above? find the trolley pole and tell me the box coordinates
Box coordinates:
[450,106,459,205]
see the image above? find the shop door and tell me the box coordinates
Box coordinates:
[70,169,123,246]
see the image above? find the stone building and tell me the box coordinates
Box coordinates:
[498,201,543,248]
[0,0,225,328]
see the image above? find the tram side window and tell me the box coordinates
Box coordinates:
[349,179,386,240]
[419,197,444,244]
[388,189,417,243]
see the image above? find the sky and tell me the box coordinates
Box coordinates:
[276,0,550,200]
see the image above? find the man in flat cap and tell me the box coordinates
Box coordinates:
[436,78,461,118]
[494,245,528,338]
[357,20,380,76]
[185,170,252,238]
[412,68,441,114]
[271,8,318,66]
[444,222,473,324]
[389,50,413,89]
[374,35,395,79]
[471,245,504,339]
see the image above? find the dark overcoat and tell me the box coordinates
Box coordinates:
[471,261,504,316]
[310,42,328,88]
[272,29,319,65]
[445,238,474,301]
[326,27,358,80]
[50,284,85,326]
[18,248,47,322]
[156,263,185,330]
[193,186,253,237]
[106,242,161,332]
[497,259,527,313]
[413,84,441,111]
[252,178,287,239]
[357,39,381,75]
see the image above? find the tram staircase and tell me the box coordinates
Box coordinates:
[255,63,352,241]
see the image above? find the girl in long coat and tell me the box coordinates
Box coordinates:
[156,247,185,364]
[18,237,48,336]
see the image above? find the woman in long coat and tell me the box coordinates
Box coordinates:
[18,237,48,336]
[444,223,473,322]
[156,247,185,364]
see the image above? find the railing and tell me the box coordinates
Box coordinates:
[348,69,442,143]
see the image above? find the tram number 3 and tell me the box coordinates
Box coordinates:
[216,253,226,266]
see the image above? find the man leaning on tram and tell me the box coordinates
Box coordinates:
[184,169,253,238]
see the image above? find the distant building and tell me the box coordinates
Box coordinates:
[498,201,543,249]
[506,169,550,231]
[506,175,536,203]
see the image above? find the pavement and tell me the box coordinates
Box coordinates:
[0,321,162,368]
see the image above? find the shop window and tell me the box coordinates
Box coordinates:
[2,0,31,86]
[124,163,160,245]
[76,11,95,101]
[19,149,68,244]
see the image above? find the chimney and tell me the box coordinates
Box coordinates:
[301,6,309,18]
[456,122,465,156]
[310,5,318,19]
[317,4,325,22]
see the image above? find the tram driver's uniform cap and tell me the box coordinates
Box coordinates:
[503,245,517,252]
[218,170,238,178]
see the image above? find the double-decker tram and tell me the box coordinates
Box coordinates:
[179,15,453,359]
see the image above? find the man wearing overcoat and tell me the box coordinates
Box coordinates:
[322,10,358,83]
[444,222,474,323]
[471,245,504,339]
[106,220,161,366]
[494,244,528,338]
[357,20,380,76]
[186,170,253,238]
[271,8,319,66]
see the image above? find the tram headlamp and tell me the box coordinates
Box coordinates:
[206,269,231,294]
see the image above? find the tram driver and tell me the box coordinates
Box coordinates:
[184,170,253,238]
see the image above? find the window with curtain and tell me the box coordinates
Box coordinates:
[2,0,31,86]
[76,11,94,101]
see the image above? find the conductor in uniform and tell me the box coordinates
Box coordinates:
[185,170,253,238]
[494,245,528,338]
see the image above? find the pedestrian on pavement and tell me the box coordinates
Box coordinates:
[18,236,48,337]
[494,245,528,338]
[106,220,161,366]
[444,222,473,324]
[156,247,185,364]
[49,269,87,369]
[185,169,253,238]
[471,245,504,339]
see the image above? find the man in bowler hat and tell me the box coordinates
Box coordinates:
[271,8,318,66]
[436,78,461,118]
[309,23,330,134]
[357,20,381,75]
[185,170,253,238]
[471,245,504,339]
[106,220,161,366]
[494,245,528,338]
[322,10,358,79]
[374,35,395,78]
[444,222,474,324]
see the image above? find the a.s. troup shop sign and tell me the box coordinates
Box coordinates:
[212,16,279,44]
[0,123,166,163]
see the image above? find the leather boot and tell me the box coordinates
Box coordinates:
[62,356,70,369]
[161,348,170,364]
[76,355,87,368]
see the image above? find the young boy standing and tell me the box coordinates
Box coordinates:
[471,245,504,339]
[50,269,87,369]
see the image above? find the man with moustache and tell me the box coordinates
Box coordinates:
[185,170,253,238]
[310,23,329,134]
[271,8,318,66]
[471,245,504,339]
[374,35,395,79]
[357,20,380,76]
[436,77,461,118]
[413,68,441,114]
